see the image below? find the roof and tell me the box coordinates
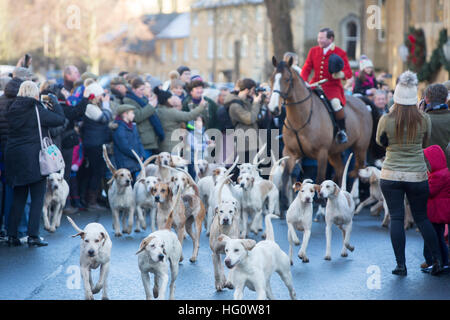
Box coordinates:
[191,0,263,9]
[156,13,190,39]
[142,13,181,35]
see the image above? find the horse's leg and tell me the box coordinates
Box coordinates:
[349,146,367,179]
[315,149,329,184]
[281,155,298,215]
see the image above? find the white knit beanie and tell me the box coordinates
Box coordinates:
[359,58,373,71]
[84,82,104,98]
[393,71,418,106]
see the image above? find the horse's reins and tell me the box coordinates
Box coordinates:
[274,65,313,156]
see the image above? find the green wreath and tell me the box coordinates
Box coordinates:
[417,28,450,82]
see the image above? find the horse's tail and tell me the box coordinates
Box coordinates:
[341,153,353,193]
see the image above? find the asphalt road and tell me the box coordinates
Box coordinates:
[1,206,449,300]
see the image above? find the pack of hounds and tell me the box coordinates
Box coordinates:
[42,144,414,300]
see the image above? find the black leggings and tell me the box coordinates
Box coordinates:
[7,179,46,238]
[380,179,442,266]
[84,146,106,193]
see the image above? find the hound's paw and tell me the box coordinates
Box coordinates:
[290,260,294,266]
[299,255,309,263]
[224,281,234,290]
[189,257,197,263]
[346,244,355,252]
[293,239,300,246]
[382,223,389,228]
[92,284,102,294]
[49,227,56,233]
[102,296,109,300]
[134,228,141,233]
[85,293,94,300]
[324,255,331,261]
[341,252,348,258]
[115,232,122,237]
[153,287,159,299]
[215,283,224,292]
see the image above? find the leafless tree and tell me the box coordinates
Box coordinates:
[264,0,294,60]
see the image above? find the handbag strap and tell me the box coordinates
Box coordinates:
[35,105,45,150]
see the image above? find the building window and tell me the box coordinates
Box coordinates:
[241,7,247,23]
[192,37,199,59]
[192,12,199,26]
[161,42,166,62]
[208,10,214,25]
[183,40,189,61]
[207,36,214,59]
[217,37,223,59]
[228,37,234,59]
[228,9,233,24]
[341,14,360,62]
[255,6,263,22]
[256,33,263,58]
[172,41,177,63]
[241,34,248,58]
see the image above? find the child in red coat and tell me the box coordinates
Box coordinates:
[422,145,450,270]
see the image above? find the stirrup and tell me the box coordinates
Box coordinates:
[336,130,348,144]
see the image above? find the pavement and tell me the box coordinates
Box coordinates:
[0,206,449,300]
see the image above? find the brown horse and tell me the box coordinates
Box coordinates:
[268,56,372,192]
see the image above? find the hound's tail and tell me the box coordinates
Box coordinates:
[66,216,84,237]
[341,153,353,193]
[264,214,279,242]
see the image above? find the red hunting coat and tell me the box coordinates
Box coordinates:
[301,43,352,106]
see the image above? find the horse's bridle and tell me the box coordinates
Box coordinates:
[274,64,313,156]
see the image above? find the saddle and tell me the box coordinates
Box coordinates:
[312,88,338,138]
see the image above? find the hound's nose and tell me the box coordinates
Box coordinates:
[125,179,131,185]
[88,249,95,257]
[240,183,245,188]
[222,218,229,225]
[158,254,164,261]
[305,197,311,202]
[224,259,233,269]
[155,196,160,202]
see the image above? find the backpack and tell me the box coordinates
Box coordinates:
[217,99,245,132]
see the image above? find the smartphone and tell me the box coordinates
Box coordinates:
[24,54,31,68]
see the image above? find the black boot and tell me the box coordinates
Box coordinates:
[336,118,348,144]
[392,264,407,276]
[431,259,443,276]
[27,236,48,247]
[7,236,22,247]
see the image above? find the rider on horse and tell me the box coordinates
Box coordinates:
[301,28,353,144]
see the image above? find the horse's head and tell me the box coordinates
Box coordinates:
[268,56,294,115]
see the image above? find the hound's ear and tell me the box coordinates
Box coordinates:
[272,56,277,67]
[237,176,241,184]
[155,156,160,165]
[136,236,154,255]
[293,182,302,192]
[213,169,220,176]
[169,156,175,167]
[72,231,85,239]
[251,177,255,183]
[100,232,108,246]
[369,173,377,185]
[288,56,294,68]
[217,234,230,243]
[171,176,175,182]
[313,184,321,193]
[240,239,256,251]
[333,184,340,196]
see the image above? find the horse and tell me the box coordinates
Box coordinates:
[268,56,373,207]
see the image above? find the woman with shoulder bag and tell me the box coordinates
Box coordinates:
[5,81,65,247]
[376,71,444,276]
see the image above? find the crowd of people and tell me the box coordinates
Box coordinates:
[0,25,449,276]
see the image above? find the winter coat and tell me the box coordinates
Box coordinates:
[423,145,450,224]
[425,105,450,169]
[182,95,219,130]
[112,118,145,173]
[0,78,23,158]
[80,103,113,148]
[123,92,164,151]
[353,72,378,96]
[301,43,353,106]
[156,103,206,153]
[225,93,262,154]
[5,97,65,187]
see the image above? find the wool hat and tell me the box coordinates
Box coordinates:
[13,67,33,80]
[81,72,98,81]
[393,71,418,106]
[359,58,374,71]
[177,65,190,76]
[84,82,104,98]
[110,76,128,86]
[153,87,172,105]
[115,104,135,116]
[147,76,162,89]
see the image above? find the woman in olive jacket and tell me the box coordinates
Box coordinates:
[5,81,65,247]
[376,71,443,276]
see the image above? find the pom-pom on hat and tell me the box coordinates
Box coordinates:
[393,71,418,106]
